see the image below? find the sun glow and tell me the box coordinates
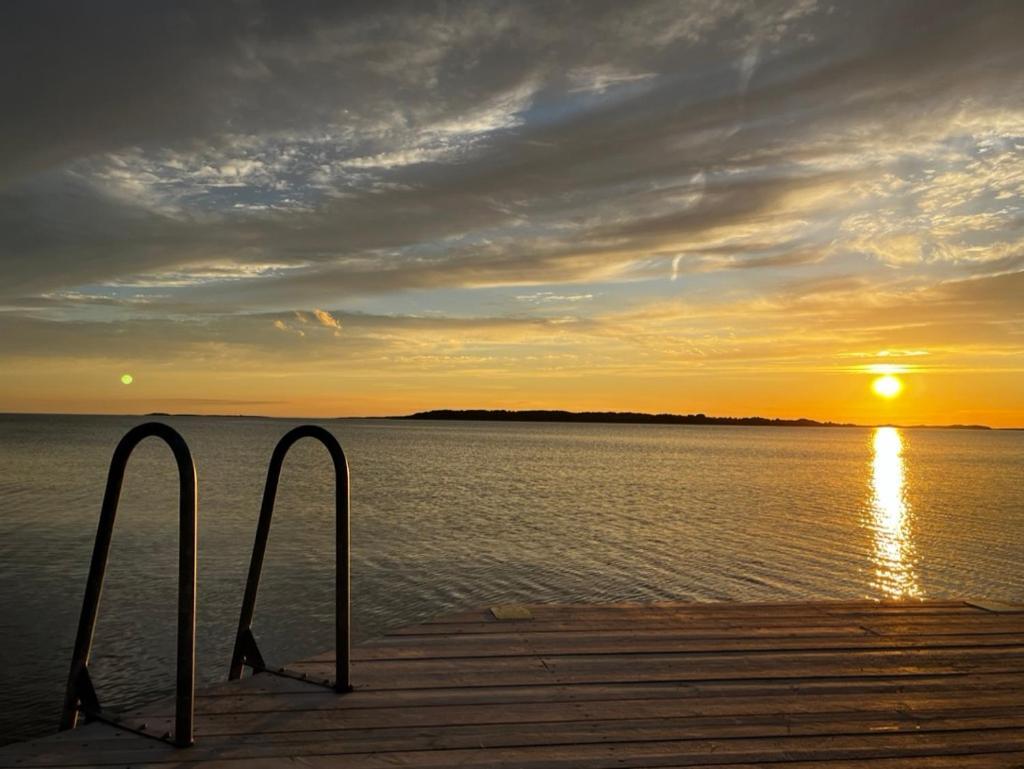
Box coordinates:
[872,374,902,399]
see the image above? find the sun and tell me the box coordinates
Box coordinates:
[872,374,902,399]
[120,373,134,385]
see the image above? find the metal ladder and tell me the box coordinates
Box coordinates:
[228,425,352,692]
[58,422,198,747]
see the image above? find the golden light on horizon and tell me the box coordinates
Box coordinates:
[872,374,903,399]
[120,373,134,385]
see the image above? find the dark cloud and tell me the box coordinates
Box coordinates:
[0,2,246,182]
[0,0,1022,371]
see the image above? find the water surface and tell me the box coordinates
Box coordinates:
[1,414,1021,743]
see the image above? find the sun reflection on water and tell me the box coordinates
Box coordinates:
[868,427,920,598]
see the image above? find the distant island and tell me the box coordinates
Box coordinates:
[397,409,992,429]
[398,409,853,427]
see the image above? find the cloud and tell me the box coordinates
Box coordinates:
[515,292,594,304]
[313,308,342,334]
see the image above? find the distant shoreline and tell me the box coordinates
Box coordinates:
[393,409,994,430]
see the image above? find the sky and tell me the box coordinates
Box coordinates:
[1,1,1022,425]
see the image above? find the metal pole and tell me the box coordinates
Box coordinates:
[174,435,197,747]
[335,448,352,692]
[227,454,283,681]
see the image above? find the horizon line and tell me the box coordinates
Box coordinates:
[0,408,1019,431]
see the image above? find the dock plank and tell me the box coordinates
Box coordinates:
[3,600,1024,768]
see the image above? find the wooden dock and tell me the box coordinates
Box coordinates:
[5,599,1024,768]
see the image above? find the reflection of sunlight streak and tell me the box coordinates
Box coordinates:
[868,427,920,597]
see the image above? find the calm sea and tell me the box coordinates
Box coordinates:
[1,413,1022,743]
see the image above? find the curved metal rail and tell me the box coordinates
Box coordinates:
[59,422,197,747]
[228,425,351,692]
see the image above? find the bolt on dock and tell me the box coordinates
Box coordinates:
[4,598,1024,768]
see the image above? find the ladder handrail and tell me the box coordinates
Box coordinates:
[59,422,197,748]
[228,425,351,692]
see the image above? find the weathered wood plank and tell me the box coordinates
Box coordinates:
[192,753,1024,769]
[10,727,1024,768]
[127,670,1024,718]
[390,615,1024,636]
[150,691,1024,735]
[10,710,1024,765]
[341,633,1024,661]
